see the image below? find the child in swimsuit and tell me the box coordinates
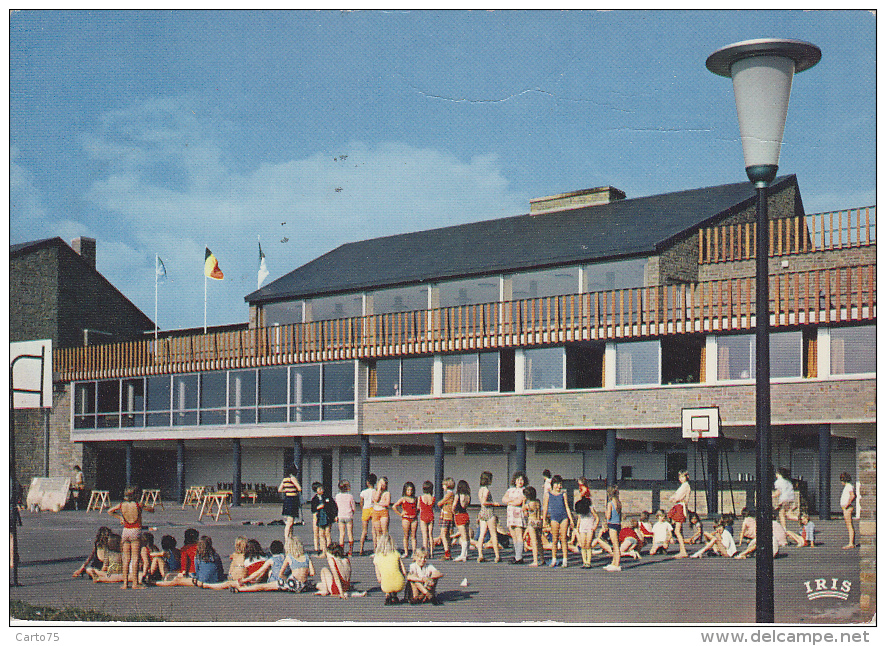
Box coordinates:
[227,536,248,581]
[335,480,356,556]
[418,480,436,559]
[574,497,599,568]
[437,477,455,560]
[603,485,622,572]
[451,480,471,562]
[88,532,125,583]
[316,543,352,599]
[371,477,392,539]
[542,475,574,568]
[475,471,502,563]
[373,533,406,604]
[522,486,543,566]
[107,485,154,589]
[393,481,418,558]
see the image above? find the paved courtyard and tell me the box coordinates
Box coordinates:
[9,502,866,625]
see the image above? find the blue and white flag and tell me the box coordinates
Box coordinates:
[257,242,269,289]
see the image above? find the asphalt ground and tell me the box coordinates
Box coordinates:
[8,502,867,626]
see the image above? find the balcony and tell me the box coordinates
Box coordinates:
[54,261,876,381]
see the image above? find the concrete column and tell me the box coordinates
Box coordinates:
[434,433,445,500]
[293,436,303,481]
[818,424,831,520]
[331,447,341,490]
[176,440,185,503]
[232,439,242,507]
[125,442,133,488]
[515,432,527,475]
[604,343,617,388]
[360,436,370,490]
[706,437,719,517]
[606,429,617,485]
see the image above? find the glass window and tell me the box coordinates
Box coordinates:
[524,347,564,390]
[323,403,354,421]
[616,340,660,386]
[323,362,354,403]
[585,257,646,292]
[172,375,198,411]
[717,335,755,381]
[146,376,170,411]
[371,285,428,315]
[401,356,434,396]
[831,325,876,375]
[96,380,119,413]
[479,352,499,392]
[74,382,95,415]
[372,359,401,397]
[122,379,144,413]
[511,267,580,300]
[262,300,303,326]
[438,277,500,308]
[310,294,363,321]
[291,365,321,404]
[291,404,320,422]
[200,372,227,409]
[771,331,803,379]
[228,370,256,408]
[199,410,227,426]
[259,367,288,406]
[442,354,478,393]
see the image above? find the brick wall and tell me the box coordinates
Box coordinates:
[9,247,60,345]
[857,426,876,619]
[362,379,875,433]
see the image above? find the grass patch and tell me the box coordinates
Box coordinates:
[10,599,162,622]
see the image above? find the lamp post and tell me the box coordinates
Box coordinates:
[707,38,820,624]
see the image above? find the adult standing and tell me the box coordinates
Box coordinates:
[502,472,528,564]
[278,464,302,536]
[71,465,85,510]
[773,467,797,530]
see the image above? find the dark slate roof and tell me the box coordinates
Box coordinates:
[9,237,60,255]
[246,175,798,304]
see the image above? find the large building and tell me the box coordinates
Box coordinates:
[50,176,874,530]
[10,237,154,486]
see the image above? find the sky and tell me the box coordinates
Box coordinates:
[8,10,876,332]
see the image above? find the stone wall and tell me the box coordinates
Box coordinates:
[857,426,876,619]
[9,247,59,345]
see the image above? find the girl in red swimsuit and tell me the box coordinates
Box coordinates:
[418,481,436,559]
[315,543,351,599]
[393,482,419,558]
[107,485,154,589]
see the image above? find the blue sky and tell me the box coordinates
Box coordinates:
[9,10,876,331]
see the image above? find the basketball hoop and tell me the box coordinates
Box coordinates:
[682,407,720,441]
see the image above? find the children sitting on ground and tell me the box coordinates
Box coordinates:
[691,518,738,558]
[137,532,160,584]
[73,526,112,578]
[798,512,816,547]
[406,548,443,605]
[87,532,124,583]
[686,511,704,545]
[648,510,673,555]
[145,534,180,581]
[618,519,643,560]
[316,542,352,599]
[637,511,655,543]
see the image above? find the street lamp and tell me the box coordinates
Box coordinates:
[706,38,820,624]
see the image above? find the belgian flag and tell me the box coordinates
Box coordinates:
[204,247,224,280]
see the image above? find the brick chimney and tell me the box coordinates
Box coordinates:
[71,237,96,268]
[530,186,626,215]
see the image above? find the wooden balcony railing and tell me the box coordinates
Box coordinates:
[699,206,876,264]
[54,263,876,381]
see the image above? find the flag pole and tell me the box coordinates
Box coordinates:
[154,254,159,341]
[204,274,208,335]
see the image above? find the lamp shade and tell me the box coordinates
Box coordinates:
[707,39,821,186]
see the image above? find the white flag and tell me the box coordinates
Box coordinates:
[257,242,269,289]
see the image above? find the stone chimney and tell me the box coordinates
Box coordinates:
[530,186,626,215]
[71,237,96,268]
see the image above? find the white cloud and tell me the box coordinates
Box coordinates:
[9,146,50,240]
[78,96,529,330]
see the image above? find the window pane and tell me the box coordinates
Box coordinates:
[122,379,144,413]
[291,365,321,404]
[173,411,197,426]
[442,354,478,393]
[291,404,321,422]
[147,412,170,427]
[229,408,255,425]
[616,341,660,386]
[96,381,119,413]
[121,414,144,428]
[259,407,287,423]
[259,367,288,406]
[372,285,428,314]
[524,347,564,390]
[401,356,434,396]
[717,335,755,381]
[74,382,95,415]
[323,403,355,421]
[310,294,362,321]
[438,277,499,308]
[771,331,802,378]
[74,416,95,429]
[511,267,579,300]
[263,300,303,325]
[200,410,227,426]
[146,376,170,411]
[585,258,646,292]
[172,375,198,411]
[97,414,119,428]
[229,370,256,408]
[479,352,499,392]
[200,372,227,409]
[323,362,354,403]
[373,359,401,397]
[831,325,876,375]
